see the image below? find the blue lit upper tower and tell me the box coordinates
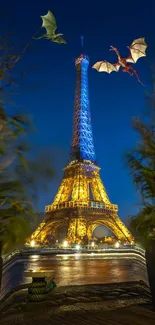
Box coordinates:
[70,54,96,163]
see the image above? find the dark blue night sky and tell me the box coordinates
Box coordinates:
[1,0,154,220]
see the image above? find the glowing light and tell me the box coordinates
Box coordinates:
[115,242,120,248]
[63,240,68,248]
[30,255,39,260]
[91,241,95,247]
[30,240,35,247]
[76,244,80,250]
[56,249,145,262]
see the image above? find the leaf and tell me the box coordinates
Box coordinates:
[17,152,29,170]
[9,119,25,133]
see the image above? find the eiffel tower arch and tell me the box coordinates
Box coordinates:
[28,54,134,245]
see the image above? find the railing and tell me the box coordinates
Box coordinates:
[45,201,118,212]
[2,246,145,266]
[2,250,20,264]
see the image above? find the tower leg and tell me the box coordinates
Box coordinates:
[87,225,93,241]
[67,219,77,243]
[67,218,87,243]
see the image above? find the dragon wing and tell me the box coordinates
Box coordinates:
[126,37,147,64]
[92,60,120,73]
[41,10,57,35]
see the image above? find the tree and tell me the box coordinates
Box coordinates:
[125,77,155,308]
[0,34,54,292]
[0,9,67,293]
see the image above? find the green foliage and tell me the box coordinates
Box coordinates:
[129,206,155,248]
[0,112,32,252]
[126,80,155,247]
[0,35,54,255]
[1,209,34,254]
[126,118,155,202]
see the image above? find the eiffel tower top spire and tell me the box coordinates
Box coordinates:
[81,35,84,50]
[70,53,96,163]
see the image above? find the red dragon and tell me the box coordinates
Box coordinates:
[93,38,147,86]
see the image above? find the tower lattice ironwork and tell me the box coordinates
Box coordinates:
[29,54,133,245]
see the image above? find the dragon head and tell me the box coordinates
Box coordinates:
[109,45,118,53]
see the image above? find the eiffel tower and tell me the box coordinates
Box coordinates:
[29,53,133,245]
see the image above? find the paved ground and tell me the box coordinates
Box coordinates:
[0,281,155,324]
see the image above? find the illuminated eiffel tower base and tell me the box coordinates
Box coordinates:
[29,54,134,245]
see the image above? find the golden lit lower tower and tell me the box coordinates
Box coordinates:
[29,54,134,244]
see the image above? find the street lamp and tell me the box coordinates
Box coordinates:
[63,240,68,248]
[30,240,35,247]
[115,241,120,249]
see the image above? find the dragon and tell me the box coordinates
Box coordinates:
[92,38,147,85]
[33,10,67,44]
